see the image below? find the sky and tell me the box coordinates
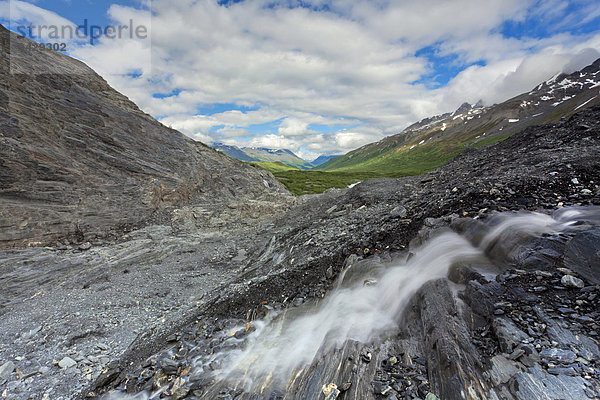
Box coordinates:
[1,0,600,161]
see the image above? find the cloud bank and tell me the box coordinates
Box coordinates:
[2,0,600,159]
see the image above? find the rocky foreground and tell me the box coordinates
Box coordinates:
[1,101,599,399]
[83,107,600,400]
[1,23,600,400]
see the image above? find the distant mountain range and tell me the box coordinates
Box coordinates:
[211,144,338,170]
[311,154,342,166]
[316,58,600,174]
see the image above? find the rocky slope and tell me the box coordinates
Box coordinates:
[319,58,600,172]
[83,106,598,400]
[0,24,291,248]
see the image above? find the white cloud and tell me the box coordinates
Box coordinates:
[2,0,600,156]
[216,127,252,138]
[278,118,313,136]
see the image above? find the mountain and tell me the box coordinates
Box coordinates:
[211,144,314,169]
[0,25,290,247]
[241,147,314,169]
[318,58,600,173]
[311,154,341,167]
[212,143,259,162]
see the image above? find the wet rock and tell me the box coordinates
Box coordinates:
[540,348,577,364]
[373,381,392,395]
[160,358,179,375]
[95,361,121,388]
[561,275,585,289]
[563,229,600,285]
[513,365,591,400]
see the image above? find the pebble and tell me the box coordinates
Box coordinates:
[78,242,92,251]
[58,357,77,369]
[361,352,372,363]
[373,381,391,395]
[561,275,584,289]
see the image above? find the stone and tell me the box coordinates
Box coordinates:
[390,206,407,218]
[160,358,179,375]
[58,357,77,369]
[326,266,334,279]
[361,351,372,363]
[548,367,578,376]
[540,348,577,364]
[322,382,340,400]
[78,242,92,251]
[373,381,391,395]
[561,275,585,289]
[564,229,600,285]
[0,361,15,380]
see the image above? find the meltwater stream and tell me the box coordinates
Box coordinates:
[104,207,599,399]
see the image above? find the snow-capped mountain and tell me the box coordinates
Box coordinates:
[318,58,600,172]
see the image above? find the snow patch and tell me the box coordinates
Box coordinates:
[545,72,561,85]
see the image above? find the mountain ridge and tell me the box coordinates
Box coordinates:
[0,24,291,247]
[211,143,314,169]
[317,58,600,172]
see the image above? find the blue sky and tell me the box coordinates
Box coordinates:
[1,0,600,160]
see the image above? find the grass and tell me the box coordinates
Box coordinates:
[252,132,514,196]
[470,132,514,148]
[271,170,381,195]
[249,161,300,173]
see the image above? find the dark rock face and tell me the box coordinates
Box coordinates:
[564,228,600,284]
[0,25,290,248]
[102,210,600,400]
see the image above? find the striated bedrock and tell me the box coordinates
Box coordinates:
[0,24,291,248]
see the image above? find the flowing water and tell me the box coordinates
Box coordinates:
[103,207,600,399]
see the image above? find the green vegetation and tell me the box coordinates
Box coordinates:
[270,170,374,195]
[470,132,514,148]
[251,143,471,195]
[249,161,300,173]
[324,142,465,176]
[275,132,523,194]
[252,138,517,195]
